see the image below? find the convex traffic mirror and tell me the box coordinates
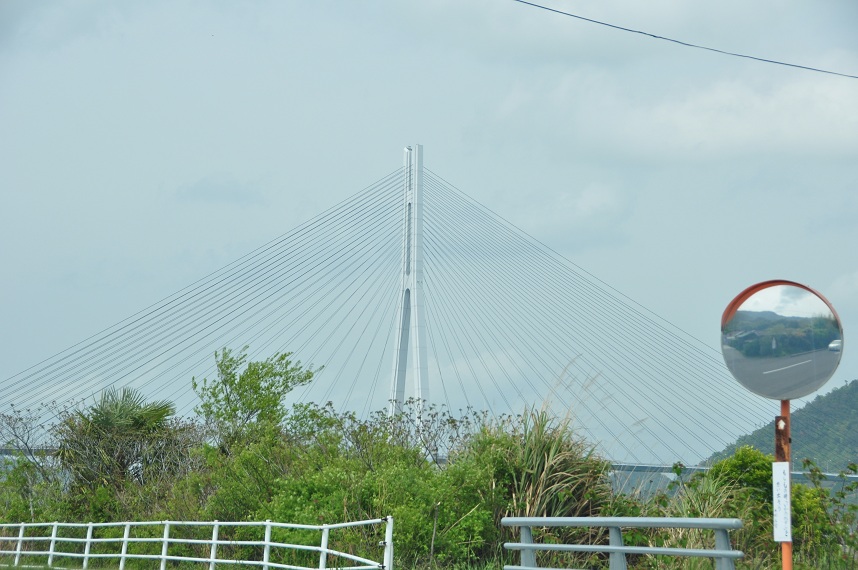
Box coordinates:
[721,280,843,400]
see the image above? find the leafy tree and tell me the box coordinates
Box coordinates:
[796,459,858,560]
[192,347,316,451]
[0,406,63,521]
[264,402,502,566]
[708,445,774,507]
[0,406,54,479]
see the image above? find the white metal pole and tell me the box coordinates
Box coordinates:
[83,523,93,570]
[263,520,272,570]
[383,517,394,570]
[209,521,220,570]
[14,523,25,567]
[48,522,58,568]
[318,526,330,570]
[160,521,170,570]
[119,523,131,570]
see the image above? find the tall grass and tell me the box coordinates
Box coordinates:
[505,407,611,569]
[510,408,610,519]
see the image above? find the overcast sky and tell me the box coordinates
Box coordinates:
[3,1,858,431]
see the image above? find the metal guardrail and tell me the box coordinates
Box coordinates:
[502,516,743,570]
[0,518,393,570]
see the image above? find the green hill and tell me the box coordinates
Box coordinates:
[708,379,858,472]
[723,309,840,358]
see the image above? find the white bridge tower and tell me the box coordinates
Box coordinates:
[388,144,429,416]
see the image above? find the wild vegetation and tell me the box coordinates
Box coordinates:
[1,348,856,569]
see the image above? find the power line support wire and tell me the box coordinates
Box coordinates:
[512,0,858,80]
[389,145,430,416]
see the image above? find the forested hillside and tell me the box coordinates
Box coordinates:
[708,379,858,472]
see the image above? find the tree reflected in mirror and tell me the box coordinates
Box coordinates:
[721,282,843,400]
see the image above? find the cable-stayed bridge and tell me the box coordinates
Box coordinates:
[3,146,786,466]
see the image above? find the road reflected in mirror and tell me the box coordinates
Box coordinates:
[721,282,843,400]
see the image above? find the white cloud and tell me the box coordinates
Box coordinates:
[530,72,858,164]
[644,78,858,157]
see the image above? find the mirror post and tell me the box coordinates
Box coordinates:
[775,400,790,463]
[722,280,842,570]
[775,399,793,570]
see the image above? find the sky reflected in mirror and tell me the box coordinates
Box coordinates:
[722,283,843,400]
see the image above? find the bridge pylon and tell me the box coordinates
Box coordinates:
[388,144,429,416]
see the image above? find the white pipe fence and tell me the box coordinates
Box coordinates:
[0,517,393,570]
[502,516,743,570]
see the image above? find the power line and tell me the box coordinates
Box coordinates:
[512,0,858,80]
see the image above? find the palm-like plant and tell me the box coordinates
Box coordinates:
[88,386,174,432]
[56,387,176,488]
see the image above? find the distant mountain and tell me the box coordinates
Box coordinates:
[723,309,840,359]
[707,379,858,472]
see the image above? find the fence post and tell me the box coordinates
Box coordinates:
[14,523,25,567]
[519,526,536,568]
[82,522,94,570]
[607,526,627,570]
[263,520,272,570]
[318,525,329,570]
[209,521,220,570]
[119,522,131,570]
[383,516,394,570]
[160,521,171,570]
[48,522,59,567]
[209,520,220,570]
[713,528,735,570]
